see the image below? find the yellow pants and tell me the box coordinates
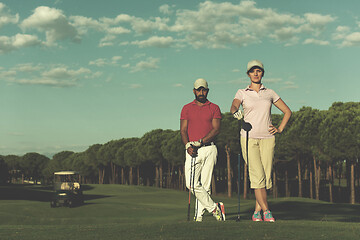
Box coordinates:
[241,137,275,189]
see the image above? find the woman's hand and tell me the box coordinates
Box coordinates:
[269,125,282,135]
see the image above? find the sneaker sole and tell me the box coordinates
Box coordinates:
[218,202,226,221]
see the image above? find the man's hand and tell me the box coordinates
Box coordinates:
[185,141,202,149]
[233,109,243,120]
[185,140,202,157]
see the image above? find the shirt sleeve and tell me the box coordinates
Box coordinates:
[212,104,222,119]
[234,89,243,102]
[180,105,188,120]
[271,89,280,103]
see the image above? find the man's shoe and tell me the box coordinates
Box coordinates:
[252,211,263,222]
[212,203,224,221]
[218,202,226,221]
[263,210,275,222]
[193,216,202,222]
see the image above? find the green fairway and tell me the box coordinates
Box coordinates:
[0,184,360,240]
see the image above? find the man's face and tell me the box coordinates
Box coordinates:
[193,87,209,103]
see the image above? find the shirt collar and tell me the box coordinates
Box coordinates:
[245,84,266,91]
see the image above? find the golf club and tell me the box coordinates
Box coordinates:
[236,119,252,222]
[187,156,194,221]
[236,153,241,222]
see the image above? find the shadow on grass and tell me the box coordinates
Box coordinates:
[270,200,360,222]
[0,184,110,203]
[226,198,360,222]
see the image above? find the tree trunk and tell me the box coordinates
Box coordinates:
[178,166,183,190]
[110,162,116,184]
[273,168,278,198]
[137,166,140,185]
[297,158,302,197]
[159,163,163,188]
[167,163,174,188]
[211,172,216,195]
[350,161,355,204]
[313,156,320,200]
[155,166,159,187]
[328,164,333,203]
[98,168,105,184]
[129,166,133,185]
[285,170,290,197]
[310,169,313,199]
[167,163,171,188]
[121,167,125,184]
[243,162,248,199]
[225,145,232,198]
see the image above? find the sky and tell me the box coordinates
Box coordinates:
[0,0,359,157]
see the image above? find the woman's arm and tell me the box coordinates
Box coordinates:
[269,98,292,135]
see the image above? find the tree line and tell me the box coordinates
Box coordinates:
[0,102,359,204]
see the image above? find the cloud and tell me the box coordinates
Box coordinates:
[12,63,44,72]
[332,26,350,40]
[20,6,81,46]
[159,4,175,15]
[1,64,94,87]
[129,84,143,89]
[169,1,335,48]
[89,56,122,66]
[282,81,298,90]
[131,36,174,48]
[339,32,360,47]
[130,57,160,73]
[0,3,19,28]
[42,67,91,79]
[265,78,282,83]
[0,34,41,54]
[332,25,360,47]
[173,83,183,87]
[303,38,330,45]
[304,13,336,27]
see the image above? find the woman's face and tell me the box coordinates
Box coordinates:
[247,68,263,84]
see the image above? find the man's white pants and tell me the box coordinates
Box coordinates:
[185,145,217,217]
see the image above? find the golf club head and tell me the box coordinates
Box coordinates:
[242,121,252,132]
[236,216,240,222]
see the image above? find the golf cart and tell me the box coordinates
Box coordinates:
[50,171,84,208]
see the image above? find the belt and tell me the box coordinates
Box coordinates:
[202,142,215,147]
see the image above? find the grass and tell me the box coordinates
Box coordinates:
[0,184,360,240]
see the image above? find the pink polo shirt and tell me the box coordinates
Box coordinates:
[180,100,221,141]
[234,85,280,139]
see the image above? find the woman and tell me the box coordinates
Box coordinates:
[230,60,291,222]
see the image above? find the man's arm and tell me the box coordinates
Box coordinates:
[201,118,221,144]
[180,119,198,156]
[180,119,189,145]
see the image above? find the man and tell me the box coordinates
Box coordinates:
[180,78,225,222]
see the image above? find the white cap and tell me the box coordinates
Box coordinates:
[194,78,208,89]
[247,60,264,72]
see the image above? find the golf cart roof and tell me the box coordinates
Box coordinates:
[54,171,79,175]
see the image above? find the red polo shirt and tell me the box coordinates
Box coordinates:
[180,100,222,141]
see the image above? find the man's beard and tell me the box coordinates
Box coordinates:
[195,95,207,103]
